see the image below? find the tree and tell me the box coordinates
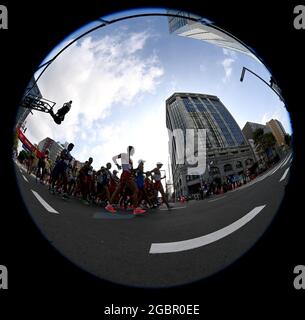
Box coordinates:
[253,129,276,162]
[17,150,29,163]
[253,128,264,147]
[285,134,292,147]
[13,130,19,150]
[261,132,276,151]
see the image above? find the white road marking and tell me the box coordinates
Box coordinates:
[22,175,28,182]
[267,158,287,176]
[281,155,291,168]
[227,156,288,193]
[149,205,266,254]
[208,196,226,202]
[159,206,187,211]
[251,157,286,184]
[31,190,59,214]
[267,168,278,177]
[280,168,290,182]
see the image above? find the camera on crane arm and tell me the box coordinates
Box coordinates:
[49,100,72,124]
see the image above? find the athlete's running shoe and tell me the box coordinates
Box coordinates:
[105,204,116,213]
[133,207,146,215]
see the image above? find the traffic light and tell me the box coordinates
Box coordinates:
[240,67,246,82]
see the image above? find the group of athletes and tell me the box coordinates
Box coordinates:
[34,143,172,215]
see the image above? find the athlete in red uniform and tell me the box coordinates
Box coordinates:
[150,162,171,210]
[105,146,146,215]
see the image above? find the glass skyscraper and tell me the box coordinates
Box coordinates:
[166,92,255,197]
[167,10,259,62]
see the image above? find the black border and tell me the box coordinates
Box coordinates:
[1,0,304,309]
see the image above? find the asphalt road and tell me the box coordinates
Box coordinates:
[14,153,292,288]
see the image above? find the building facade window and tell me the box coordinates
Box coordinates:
[204,98,235,146]
[211,166,220,174]
[236,161,243,168]
[245,158,254,166]
[224,164,233,172]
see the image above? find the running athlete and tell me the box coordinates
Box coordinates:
[144,172,158,208]
[111,170,120,184]
[78,157,93,205]
[135,160,152,208]
[27,153,35,174]
[67,161,78,195]
[36,149,49,184]
[105,146,146,215]
[150,162,171,210]
[96,163,112,205]
[109,169,120,204]
[50,143,74,198]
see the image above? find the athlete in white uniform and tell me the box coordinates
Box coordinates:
[105,146,146,215]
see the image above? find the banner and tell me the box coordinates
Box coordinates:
[17,127,44,158]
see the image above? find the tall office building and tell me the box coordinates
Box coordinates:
[242,121,271,140]
[266,119,287,146]
[166,92,255,197]
[38,137,65,163]
[167,10,259,61]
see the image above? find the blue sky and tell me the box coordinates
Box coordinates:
[25,9,292,176]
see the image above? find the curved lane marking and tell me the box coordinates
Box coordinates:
[280,168,289,182]
[281,154,292,168]
[149,205,266,254]
[31,190,59,214]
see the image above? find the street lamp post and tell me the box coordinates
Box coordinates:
[240,67,285,103]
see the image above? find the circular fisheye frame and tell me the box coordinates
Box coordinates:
[13,8,293,288]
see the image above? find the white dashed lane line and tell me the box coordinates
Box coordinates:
[31,190,59,214]
[280,168,290,182]
[22,175,29,182]
[281,154,292,168]
[149,205,266,254]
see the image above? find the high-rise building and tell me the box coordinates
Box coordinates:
[38,137,65,163]
[16,77,42,128]
[242,121,271,140]
[166,92,255,197]
[266,119,287,146]
[167,10,259,61]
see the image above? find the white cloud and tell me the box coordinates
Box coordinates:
[81,101,170,173]
[221,48,236,83]
[25,28,165,167]
[199,64,206,72]
[24,27,171,177]
[222,48,237,59]
[261,106,292,134]
[222,58,235,82]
